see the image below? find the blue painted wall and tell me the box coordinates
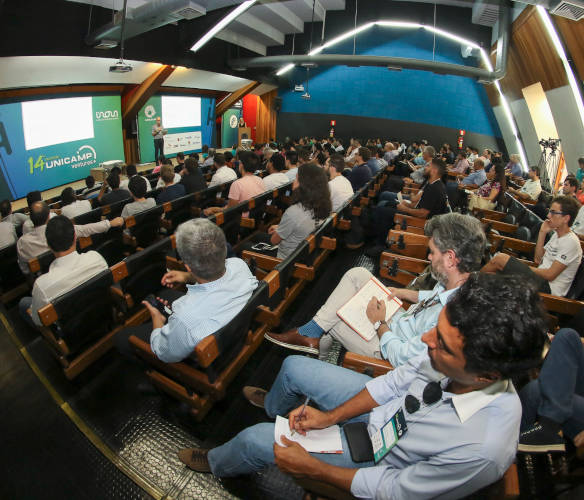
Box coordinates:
[278,25,501,139]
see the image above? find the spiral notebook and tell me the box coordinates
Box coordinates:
[337,276,403,341]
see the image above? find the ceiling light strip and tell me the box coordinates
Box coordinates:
[537,6,584,129]
[190,0,257,53]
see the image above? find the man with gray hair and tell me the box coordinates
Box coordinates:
[265,213,486,366]
[408,145,436,184]
[115,219,258,363]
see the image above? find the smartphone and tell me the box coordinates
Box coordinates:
[145,294,172,317]
[251,242,277,251]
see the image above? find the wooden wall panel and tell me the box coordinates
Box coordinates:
[555,15,584,86]
[256,90,277,144]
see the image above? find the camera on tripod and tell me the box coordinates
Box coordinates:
[538,138,561,151]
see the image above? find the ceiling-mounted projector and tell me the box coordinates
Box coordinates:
[109,60,133,73]
[294,84,305,92]
[301,92,311,100]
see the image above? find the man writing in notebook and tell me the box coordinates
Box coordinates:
[177,275,546,499]
[264,213,486,367]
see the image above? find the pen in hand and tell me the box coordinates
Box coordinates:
[290,396,311,436]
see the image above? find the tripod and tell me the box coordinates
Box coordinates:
[537,138,561,191]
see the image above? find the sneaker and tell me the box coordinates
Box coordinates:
[178,447,211,472]
[243,386,267,409]
[264,330,319,355]
[518,422,566,453]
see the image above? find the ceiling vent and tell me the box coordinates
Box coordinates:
[550,1,584,21]
[472,0,500,27]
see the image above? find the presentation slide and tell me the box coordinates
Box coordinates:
[161,95,201,129]
[137,94,215,163]
[0,95,124,201]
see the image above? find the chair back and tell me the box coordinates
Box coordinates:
[127,205,164,247]
[73,206,103,225]
[0,244,25,290]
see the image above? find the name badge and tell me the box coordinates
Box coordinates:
[371,408,407,463]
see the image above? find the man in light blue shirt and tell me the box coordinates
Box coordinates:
[460,158,487,188]
[264,213,486,367]
[115,219,258,363]
[177,274,547,500]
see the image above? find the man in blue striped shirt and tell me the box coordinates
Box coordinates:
[115,219,258,363]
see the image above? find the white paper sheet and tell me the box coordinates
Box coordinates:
[274,416,343,454]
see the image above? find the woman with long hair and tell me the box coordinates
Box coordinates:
[263,163,332,259]
[468,162,506,211]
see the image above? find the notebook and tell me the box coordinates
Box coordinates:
[274,416,343,454]
[337,276,403,341]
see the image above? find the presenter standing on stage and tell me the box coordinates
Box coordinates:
[152,116,167,162]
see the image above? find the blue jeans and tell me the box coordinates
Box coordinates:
[520,329,584,439]
[377,191,399,208]
[207,355,374,476]
[18,296,36,329]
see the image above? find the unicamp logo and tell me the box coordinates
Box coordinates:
[229,115,238,128]
[95,110,119,121]
[28,144,98,175]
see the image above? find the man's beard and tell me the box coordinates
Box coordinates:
[430,264,448,286]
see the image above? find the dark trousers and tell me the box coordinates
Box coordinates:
[520,328,584,439]
[154,138,164,161]
[373,205,397,245]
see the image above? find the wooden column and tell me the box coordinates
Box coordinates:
[216,81,261,117]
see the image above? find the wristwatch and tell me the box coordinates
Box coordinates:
[374,320,387,331]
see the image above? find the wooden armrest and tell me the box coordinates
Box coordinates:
[28,258,41,274]
[540,293,584,316]
[488,234,535,254]
[472,208,506,221]
[122,232,136,247]
[394,213,427,229]
[37,303,58,327]
[77,236,93,250]
[342,352,393,377]
[241,250,282,271]
[380,252,430,273]
[194,335,220,368]
[110,285,133,308]
[166,255,187,272]
[240,217,255,229]
[481,218,518,234]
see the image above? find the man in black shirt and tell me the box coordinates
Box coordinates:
[157,165,186,204]
[180,157,207,194]
[98,172,131,206]
[174,152,186,174]
[368,159,448,255]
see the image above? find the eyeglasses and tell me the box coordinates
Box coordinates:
[548,210,566,216]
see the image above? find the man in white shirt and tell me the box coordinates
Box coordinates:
[483,195,582,296]
[263,153,290,190]
[284,150,300,182]
[119,164,149,192]
[0,199,27,249]
[209,154,237,187]
[18,215,109,328]
[17,201,123,274]
[571,204,584,237]
[326,154,353,212]
[60,187,92,219]
[508,166,542,201]
[202,148,216,169]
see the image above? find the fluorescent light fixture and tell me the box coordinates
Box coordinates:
[276,63,295,76]
[190,0,257,53]
[309,22,375,55]
[494,80,528,169]
[424,26,480,50]
[537,6,584,129]
[375,21,422,29]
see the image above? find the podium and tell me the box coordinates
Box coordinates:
[238,127,252,145]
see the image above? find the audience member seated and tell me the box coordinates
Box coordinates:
[226,154,266,207]
[508,166,542,201]
[369,159,448,253]
[18,216,109,328]
[80,175,99,199]
[121,176,156,218]
[114,219,258,363]
[180,157,207,194]
[178,274,546,500]
[561,175,579,199]
[209,154,237,187]
[60,187,92,219]
[482,195,582,296]
[119,164,148,192]
[174,152,185,174]
[480,149,492,171]
[519,328,584,453]
[0,198,28,230]
[284,150,300,182]
[506,154,524,178]
[375,148,388,169]
[152,155,166,174]
[383,141,399,164]
[156,160,181,189]
[344,138,361,165]
[202,148,215,168]
[249,163,331,260]
[267,213,484,364]
[449,152,470,175]
[0,200,23,249]
[156,165,186,204]
[97,172,131,206]
[347,147,373,191]
[22,191,55,234]
[17,201,123,274]
[262,153,289,190]
[366,150,381,175]
[408,146,435,184]
[326,154,354,212]
[467,163,506,211]
[459,158,487,188]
